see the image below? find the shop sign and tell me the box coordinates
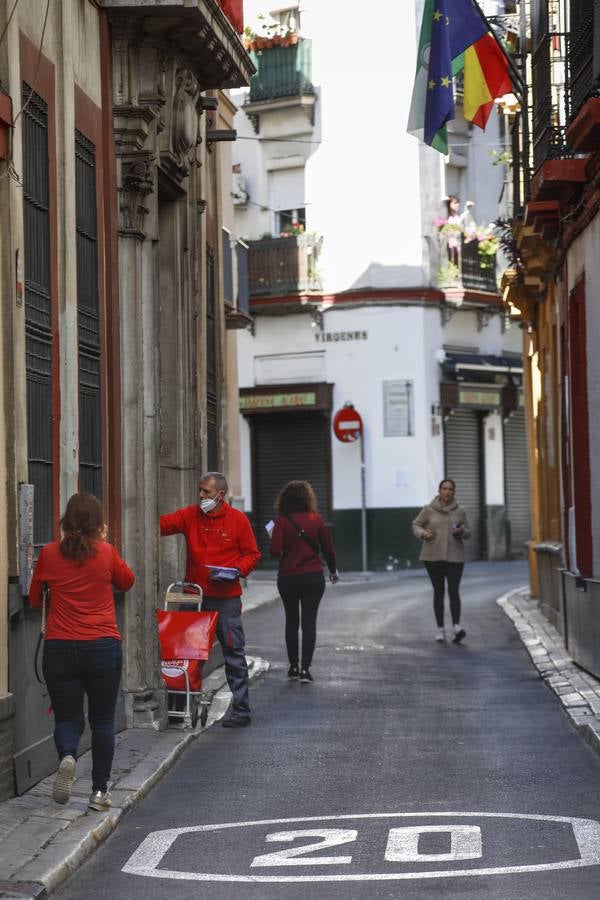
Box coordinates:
[314,331,368,343]
[383,380,414,437]
[458,388,501,408]
[240,391,317,411]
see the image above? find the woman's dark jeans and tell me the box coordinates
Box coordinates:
[278,572,326,669]
[42,637,122,792]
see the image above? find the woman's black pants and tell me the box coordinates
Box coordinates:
[423,561,464,627]
[277,572,326,669]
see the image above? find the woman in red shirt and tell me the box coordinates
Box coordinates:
[28,493,135,811]
[269,481,338,683]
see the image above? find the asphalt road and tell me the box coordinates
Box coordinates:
[56,562,600,899]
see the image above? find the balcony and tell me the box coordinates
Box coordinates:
[566,2,600,151]
[532,32,573,174]
[248,234,322,299]
[439,237,498,295]
[247,38,314,103]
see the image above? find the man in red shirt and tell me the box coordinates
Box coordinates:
[160,472,260,727]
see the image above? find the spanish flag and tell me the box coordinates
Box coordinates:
[408,0,512,152]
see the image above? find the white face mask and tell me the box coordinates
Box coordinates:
[199,494,221,514]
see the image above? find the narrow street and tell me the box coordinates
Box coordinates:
[55,562,600,899]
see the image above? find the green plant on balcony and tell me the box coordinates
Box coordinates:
[280,220,305,237]
[476,235,500,269]
[438,261,461,287]
[243,14,299,51]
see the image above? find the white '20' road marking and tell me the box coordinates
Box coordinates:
[121,811,600,882]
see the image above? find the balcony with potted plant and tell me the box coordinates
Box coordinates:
[248,222,322,307]
[242,16,315,132]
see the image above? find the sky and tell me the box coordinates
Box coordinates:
[241,0,424,293]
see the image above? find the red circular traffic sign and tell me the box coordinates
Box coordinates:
[333,406,363,443]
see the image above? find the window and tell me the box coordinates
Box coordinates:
[222,228,234,307]
[23,84,54,546]
[277,207,306,234]
[75,129,102,498]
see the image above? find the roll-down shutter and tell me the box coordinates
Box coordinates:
[444,409,483,561]
[504,409,531,558]
[253,412,332,564]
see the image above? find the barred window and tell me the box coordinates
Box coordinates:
[23,84,54,546]
[75,129,102,499]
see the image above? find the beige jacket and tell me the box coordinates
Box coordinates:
[412,496,471,563]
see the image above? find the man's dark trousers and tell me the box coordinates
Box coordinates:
[202,596,250,719]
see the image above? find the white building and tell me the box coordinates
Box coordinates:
[232,1,529,570]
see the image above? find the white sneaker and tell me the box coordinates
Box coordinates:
[88,789,112,812]
[435,628,446,642]
[52,755,76,805]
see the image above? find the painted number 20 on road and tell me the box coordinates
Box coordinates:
[122,811,600,883]
[251,826,481,866]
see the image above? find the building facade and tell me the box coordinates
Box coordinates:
[504,0,600,677]
[0,0,252,798]
[232,2,530,571]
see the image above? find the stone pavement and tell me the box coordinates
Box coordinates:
[499,586,600,757]
[0,576,278,899]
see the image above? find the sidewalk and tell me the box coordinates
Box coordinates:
[499,586,600,757]
[0,578,278,899]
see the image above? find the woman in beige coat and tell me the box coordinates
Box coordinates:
[412,479,471,643]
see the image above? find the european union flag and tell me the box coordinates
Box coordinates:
[414,0,492,150]
[424,0,455,145]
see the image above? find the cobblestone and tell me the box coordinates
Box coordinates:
[498,588,600,763]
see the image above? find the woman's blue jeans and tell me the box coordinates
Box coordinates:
[42,637,122,792]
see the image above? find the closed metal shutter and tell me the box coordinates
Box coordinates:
[253,412,331,564]
[444,410,483,561]
[504,409,531,558]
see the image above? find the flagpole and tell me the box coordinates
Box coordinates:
[469,0,524,98]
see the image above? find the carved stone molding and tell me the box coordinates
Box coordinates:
[119,157,154,239]
[172,69,200,165]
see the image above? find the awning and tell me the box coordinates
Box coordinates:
[441,351,523,385]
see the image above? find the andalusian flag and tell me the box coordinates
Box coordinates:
[407,0,512,153]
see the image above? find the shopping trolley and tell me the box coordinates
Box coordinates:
[157,581,219,729]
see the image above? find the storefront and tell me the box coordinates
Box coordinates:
[240,384,333,562]
[441,353,530,561]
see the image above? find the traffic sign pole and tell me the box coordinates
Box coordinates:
[360,430,367,574]
[333,403,368,573]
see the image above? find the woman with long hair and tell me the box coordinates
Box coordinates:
[269,481,338,683]
[412,478,471,643]
[28,493,135,811]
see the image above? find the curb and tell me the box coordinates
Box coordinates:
[2,656,269,898]
[498,587,600,758]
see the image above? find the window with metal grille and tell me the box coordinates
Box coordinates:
[222,228,234,307]
[75,129,102,498]
[23,84,54,547]
[206,245,218,470]
[236,240,249,315]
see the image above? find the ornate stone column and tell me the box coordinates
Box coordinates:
[113,37,166,728]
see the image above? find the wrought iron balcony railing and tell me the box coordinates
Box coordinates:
[532,31,573,173]
[460,240,498,293]
[569,1,597,121]
[248,38,314,103]
[248,233,322,298]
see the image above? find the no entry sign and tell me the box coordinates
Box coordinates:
[333,405,363,443]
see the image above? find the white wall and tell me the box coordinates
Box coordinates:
[484,411,505,505]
